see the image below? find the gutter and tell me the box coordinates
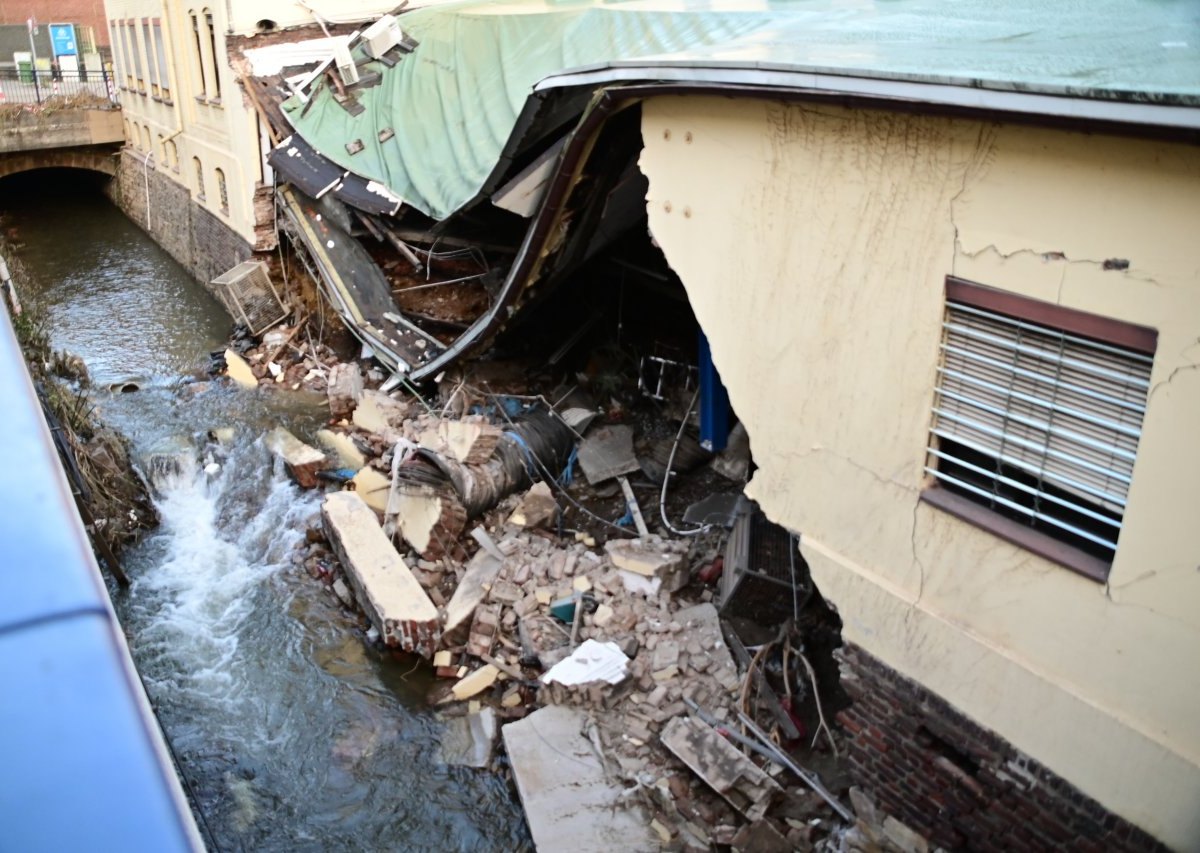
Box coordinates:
[533,63,1200,131]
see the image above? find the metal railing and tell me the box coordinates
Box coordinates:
[0,66,118,106]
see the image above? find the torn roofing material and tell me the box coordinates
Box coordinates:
[283,0,1200,222]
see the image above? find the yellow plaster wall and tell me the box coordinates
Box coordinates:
[639,96,1200,848]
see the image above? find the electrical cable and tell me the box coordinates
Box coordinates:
[659,387,710,537]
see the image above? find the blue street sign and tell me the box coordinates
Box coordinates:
[48,23,76,56]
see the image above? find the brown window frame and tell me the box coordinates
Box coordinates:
[921,276,1157,583]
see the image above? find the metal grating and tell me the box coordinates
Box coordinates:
[208,260,288,336]
[719,499,811,626]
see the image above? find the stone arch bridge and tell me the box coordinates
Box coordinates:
[0,106,122,180]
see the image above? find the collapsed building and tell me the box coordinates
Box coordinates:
[126,0,1200,849]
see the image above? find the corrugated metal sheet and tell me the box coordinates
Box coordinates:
[283,0,1200,221]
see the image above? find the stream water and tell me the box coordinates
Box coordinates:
[1,172,528,851]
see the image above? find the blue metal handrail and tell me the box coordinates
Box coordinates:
[0,298,202,850]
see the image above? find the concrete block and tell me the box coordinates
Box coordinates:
[326,362,363,419]
[605,536,689,592]
[443,549,504,642]
[315,429,366,470]
[265,427,326,488]
[503,706,655,852]
[508,481,558,529]
[321,491,439,657]
[224,348,258,388]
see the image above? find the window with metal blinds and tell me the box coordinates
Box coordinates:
[926,300,1153,558]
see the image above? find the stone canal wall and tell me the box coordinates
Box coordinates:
[835,643,1167,852]
[106,148,252,286]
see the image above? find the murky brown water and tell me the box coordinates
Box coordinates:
[1,171,529,851]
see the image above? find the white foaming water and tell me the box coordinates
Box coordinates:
[128,437,317,709]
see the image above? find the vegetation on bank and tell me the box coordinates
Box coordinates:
[2,237,155,582]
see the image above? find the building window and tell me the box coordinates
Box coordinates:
[194,157,205,200]
[141,125,152,155]
[204,10,222,102]
[127,20,144,92]
[119,21,135,88]
[215,167,229,214]
[141,19,159,98]
[166,139,179,171]
[189,11,206,100]
[922,277,1156,581]
[152,21,171,101]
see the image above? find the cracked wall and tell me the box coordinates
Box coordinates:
[639,96,1200,848]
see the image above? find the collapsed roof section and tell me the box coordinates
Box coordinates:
[279,0,1200,222]
[240,0,1200,381]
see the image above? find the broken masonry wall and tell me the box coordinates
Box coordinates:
[638,94,1200,848]
[835,643,1167,852]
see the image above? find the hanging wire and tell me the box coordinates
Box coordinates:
[659,387,711,537]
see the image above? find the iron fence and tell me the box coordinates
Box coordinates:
[0,66,118,106]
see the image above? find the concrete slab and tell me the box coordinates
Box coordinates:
[503,706,655,852]
[265,427,326,488]
[577,424,640,484]
[440,708,499,768]
[443,549,504,642]
[660,715,780,821]
[321,491,440,657]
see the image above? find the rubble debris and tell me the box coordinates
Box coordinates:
[722,621,802,742]
[541,639,629,687]
[331,577,355,608]
[326,362,364,419]
[605,535,690,595]
[315,428,366,470]
[349,466,391,513]
[711,421,751,482]
[466,603,503,658]
[321,491,440,657]
[558,407,598,435]
[508,481,558,529]
[265,427,327,488]
[503,705,656,852]
[352,389,410,437]
[443,548,505,642]
[390,483,468,560]
[683,492,742,528]
[660,715,781,821]
[419,416,502,465]
[616,475,650,537]
[447,663,500,702]
[224,348,259,388]
[439,707,498,768]
[577,424,640,484]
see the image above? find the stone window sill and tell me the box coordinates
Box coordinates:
[920,486,1109,583]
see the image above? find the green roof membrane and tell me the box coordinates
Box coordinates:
[283,0,1200,221]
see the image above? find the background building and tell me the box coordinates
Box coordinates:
[101,0,397,283]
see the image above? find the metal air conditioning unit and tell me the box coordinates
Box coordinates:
[362,15,403,60]
[209,260,288,335]
[332,40,359,86]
